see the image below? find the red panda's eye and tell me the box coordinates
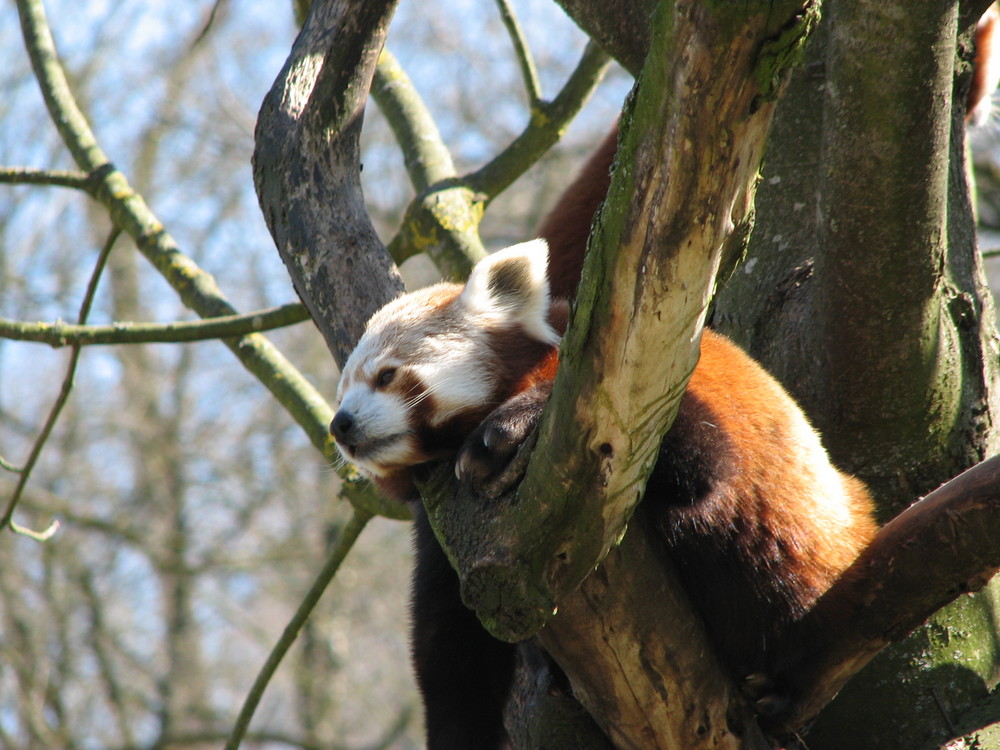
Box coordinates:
[376,368,397,388]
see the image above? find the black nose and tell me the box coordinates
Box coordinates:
[330,410,355,443]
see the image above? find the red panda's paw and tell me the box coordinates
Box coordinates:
[741,672,791,721]
[455,382,552,496]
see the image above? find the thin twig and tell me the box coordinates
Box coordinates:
[224,508,373,750]
[1,228,120,536]
[494,0,543,107]
[0,166,92,191]
[0,302,310,347]
[465,41,610,200]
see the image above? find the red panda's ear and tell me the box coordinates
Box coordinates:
[459,239,560,345]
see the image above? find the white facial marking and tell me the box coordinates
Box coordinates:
[332,239,559,477]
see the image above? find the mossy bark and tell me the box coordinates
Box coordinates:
[426,0,817,746]
[711,3,1000,748]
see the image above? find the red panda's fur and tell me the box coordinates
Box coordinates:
[969,3,1000,125]
[536,126,619,301]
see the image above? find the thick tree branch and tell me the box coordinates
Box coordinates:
[444,0,817,640]
[253,0,403,366]
[553,0,656,75]
[814,2,1000,495]
[775,454,1000,733]
[426,1,818,747]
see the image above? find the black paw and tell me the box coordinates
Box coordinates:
[455,385,550,495]
[742,672,791,718]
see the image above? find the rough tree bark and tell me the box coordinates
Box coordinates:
[253,0,403,369]
[708,2,1000,747]
[425,1,819,747]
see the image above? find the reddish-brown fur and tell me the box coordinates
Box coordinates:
[527,122,877,676]
[969,4,1000,123]
[535,126,619,300]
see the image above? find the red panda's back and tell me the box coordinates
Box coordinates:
[640,329,877,671]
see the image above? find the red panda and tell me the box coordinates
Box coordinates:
[969,3,1000,125]
[333,237,877,748]
[328,11,1000,746]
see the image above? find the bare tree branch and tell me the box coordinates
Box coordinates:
[0,227,118,535]
[253,0,403,367]
[0,166,91,190]
[224,508,372,750]
[775,454,1000,733]
[495,0,543,107]
[0,303,310,347]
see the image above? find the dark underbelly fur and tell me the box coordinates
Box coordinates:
[640,390,803,677]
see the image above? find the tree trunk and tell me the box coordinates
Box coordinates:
[712,3,1000,748]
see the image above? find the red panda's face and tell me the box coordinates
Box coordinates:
[331,240,559,479]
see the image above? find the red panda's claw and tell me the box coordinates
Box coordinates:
[741,672,791,719]
[455,384,551,494]
[455,423,522,490]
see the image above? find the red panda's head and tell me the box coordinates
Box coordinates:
[331,239,561,479]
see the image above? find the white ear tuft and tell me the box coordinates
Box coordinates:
[459,238,559,345]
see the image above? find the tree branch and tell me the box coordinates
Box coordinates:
[552,0,655,75]
[371,48,487,277]
[813,2,995,495]
[1,228,118,535]
[464,41,610,201]
[0,166,92,190]
[495,0,543,107]
[371,49,457,194]
[775,454,1000,733]
[0,303,310,347]
[224,508,372,750]
[427,0,819,746]
[253,0,403,367]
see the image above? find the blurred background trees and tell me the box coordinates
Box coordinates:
[0,1,626,747]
